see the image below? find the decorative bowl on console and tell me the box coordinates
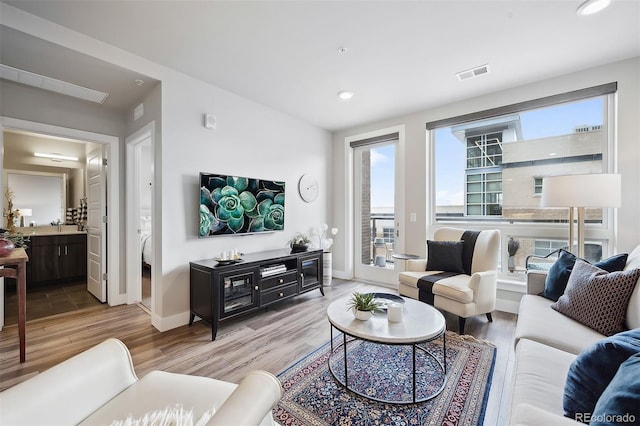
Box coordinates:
[289,233,310,253]
[290,243,308,253]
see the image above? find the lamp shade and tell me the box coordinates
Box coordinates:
[541,174,621,208]
[17,208,32,217]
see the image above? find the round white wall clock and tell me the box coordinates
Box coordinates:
[298,174,319,203]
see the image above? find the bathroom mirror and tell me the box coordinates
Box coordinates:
[5,171,66,227]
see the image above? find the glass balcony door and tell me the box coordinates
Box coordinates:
[353,140,400,285]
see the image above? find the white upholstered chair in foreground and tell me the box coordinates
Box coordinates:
[0,338,281,426]
[399,227,500,334]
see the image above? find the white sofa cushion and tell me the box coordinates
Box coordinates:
[80,370,276,426]
[512,403,582,425]
[514,294,604,355]
[511,339,576,422]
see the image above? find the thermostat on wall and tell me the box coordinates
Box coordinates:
[204,114,217,129]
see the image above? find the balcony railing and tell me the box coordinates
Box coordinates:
[368,213,394,266]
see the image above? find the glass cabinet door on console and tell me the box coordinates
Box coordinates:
[299,254,322,293]
[220,269,258,316]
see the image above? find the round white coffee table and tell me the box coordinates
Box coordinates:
[326,294,446,404]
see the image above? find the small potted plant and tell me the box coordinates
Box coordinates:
[346,292,381,321]
[289,233,310,253]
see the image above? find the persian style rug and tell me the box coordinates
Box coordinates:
[273,331,496,426]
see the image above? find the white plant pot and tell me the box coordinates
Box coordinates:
[323,252,332,286]
[354,309,373,321]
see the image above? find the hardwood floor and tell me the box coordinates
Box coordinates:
[3,280,103,325]
[0,279,517,425]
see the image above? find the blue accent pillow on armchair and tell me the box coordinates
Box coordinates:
[563,328,640,421]
[591,353,640,425]
[539,249,628,301]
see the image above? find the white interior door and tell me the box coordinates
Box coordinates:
[353,139,401,285]
[87,147,107,302]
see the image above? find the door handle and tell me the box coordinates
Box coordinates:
[65,246,68,256]
[58,246,61,256]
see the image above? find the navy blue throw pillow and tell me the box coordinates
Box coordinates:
[595,253,629,272]
[591,353,640,425]
[539,250,628,302]
[563,329,640,422]
[426,240,465,274]
[540,250,576,301]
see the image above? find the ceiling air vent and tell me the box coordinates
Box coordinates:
[456,64,490,81]
[0,64,109,104]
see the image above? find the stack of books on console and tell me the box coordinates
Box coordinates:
[261,264,287,277]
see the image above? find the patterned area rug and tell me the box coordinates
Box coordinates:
[273,331,496,426]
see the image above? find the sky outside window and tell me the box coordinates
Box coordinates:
[369,144,395,209]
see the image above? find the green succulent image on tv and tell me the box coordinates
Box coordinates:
[199,173,285,236]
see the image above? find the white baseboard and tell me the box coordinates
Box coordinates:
[332,270,351,280]
[496,298,521,314]
[152,310,191,332]
[108,293,128,307]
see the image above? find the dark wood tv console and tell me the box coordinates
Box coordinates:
[189,248,323,340]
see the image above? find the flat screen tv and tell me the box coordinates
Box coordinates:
[199,172,285,237]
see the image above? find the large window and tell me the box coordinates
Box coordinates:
[429,83,616,280]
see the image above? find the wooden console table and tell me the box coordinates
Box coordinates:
[0,248,29,363]
[190,248,323,340]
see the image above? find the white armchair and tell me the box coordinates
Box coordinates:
[399,227,500,334]
[0,338,282,426]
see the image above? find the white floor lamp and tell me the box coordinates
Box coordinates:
[541,174,621,258]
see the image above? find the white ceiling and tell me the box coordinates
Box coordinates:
[2,0,640,132]
[0,25,159,112]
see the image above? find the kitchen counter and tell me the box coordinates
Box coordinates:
[14,225,87,236]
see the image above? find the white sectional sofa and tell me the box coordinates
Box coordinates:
[510,245,640,425]
[0,338,282,426]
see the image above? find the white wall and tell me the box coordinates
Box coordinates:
[332,57,640,278]
[1,4,332,330]
[157,75,331,325]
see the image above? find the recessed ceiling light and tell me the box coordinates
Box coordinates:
[337,90,354,100]
[576,0,611,16]
[34,152,79,161]
[338,47,348,54]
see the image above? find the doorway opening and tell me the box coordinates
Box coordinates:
[126,122,155,313]
[0,117,121,330]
